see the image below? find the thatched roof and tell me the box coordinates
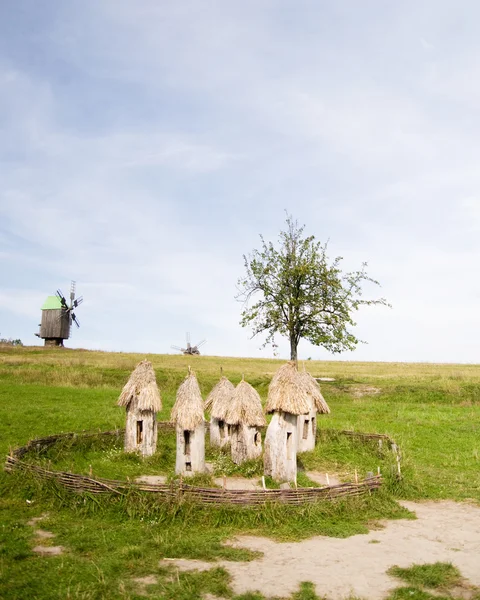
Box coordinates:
[170,368,204,430]
[204,376,235,420]
[298,370,331,414]
[265,362,310,415]
[117,359,162,412]
[225,379,267,427]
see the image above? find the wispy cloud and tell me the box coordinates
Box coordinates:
[1,1,479,362]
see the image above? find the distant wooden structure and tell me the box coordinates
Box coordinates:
[117,360,161,457]
[171,332,207,355]
[35,282,83,347]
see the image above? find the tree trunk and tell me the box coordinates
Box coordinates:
[290,336,298,363]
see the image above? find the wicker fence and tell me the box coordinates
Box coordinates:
[4,425,398,506]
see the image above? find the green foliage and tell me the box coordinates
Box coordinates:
[0,337,23,346]
[237,214,388,359]
[295,472,319,488]
[387,587,450,600]
[385,561,478,600]
[291,581,322,600]
[209,446,263,478]
[388,562,462,589]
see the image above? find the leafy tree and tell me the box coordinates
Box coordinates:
[0,337,23,346]
[237,215,389,361]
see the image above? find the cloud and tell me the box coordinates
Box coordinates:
[1,1,480,362]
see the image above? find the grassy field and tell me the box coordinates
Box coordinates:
[1,345,479,599]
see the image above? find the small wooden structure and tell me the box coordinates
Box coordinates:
[204,376,235,447]
[117,360,161,457]
[263,362,310,483]
[37,296,71,347]
[35,283,83,347]
[225,378,266,464]
[296,369,330,453]
[171,368,206,475]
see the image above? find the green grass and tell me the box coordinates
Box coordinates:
[1,346,480,599]
[388,562,462,589]
[386,587,451,600]
[386,562,480,600]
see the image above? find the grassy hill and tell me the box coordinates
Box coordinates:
[1,345,479,599]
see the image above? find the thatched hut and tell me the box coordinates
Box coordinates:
[204,376,235,447]
[296,369,331,453]
[171,368,205,475]
[263,362,310,482]
[117,359,161,457]
[225,378,266,464]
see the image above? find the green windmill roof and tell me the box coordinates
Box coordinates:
[41,296,63,310]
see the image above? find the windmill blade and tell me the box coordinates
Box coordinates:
[195,339,207,348]
[56,289,68,309]
[171,345,184,351]
[71,313,80,328]
[73,296,83,308]
[70,280,76,303]
[186,332,191,343]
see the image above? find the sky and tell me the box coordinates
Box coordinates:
[1,1,479,363]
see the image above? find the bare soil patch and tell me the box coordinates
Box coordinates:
[35,529,56,539]
[162,501,480,600]
[32,545,64,556]
[213,477,263,490]
[27,513,48,526]
[160,558,214,572]
[351,385,382,399]
[132,575,158,596]
[306,471,341,486]
[135,475,167,485]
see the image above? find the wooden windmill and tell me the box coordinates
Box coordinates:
[171,332,206,356]
[35,281,83,347]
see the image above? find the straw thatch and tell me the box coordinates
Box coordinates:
[171,368,204,430]
[298,370,331,414]
[265,362,310,415]
[204,376,235,419]
[117,359,161,412]
[225,379,266,427]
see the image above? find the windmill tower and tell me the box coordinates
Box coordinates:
[36,281,83,347]
[171,332,207,356]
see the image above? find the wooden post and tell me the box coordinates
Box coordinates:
[325,473,330,486]
[261,476,266,490]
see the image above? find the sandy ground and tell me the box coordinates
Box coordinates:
[135,475,167,485]
[160,500,480,599]
[213,477,263,490]
[306,471,341,486]
[137,473,339,490]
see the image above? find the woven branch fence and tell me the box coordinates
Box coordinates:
[4,425,400,506]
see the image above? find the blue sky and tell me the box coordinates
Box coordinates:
[1,1,479,362]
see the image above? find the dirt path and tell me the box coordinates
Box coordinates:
[162,501,480,599]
